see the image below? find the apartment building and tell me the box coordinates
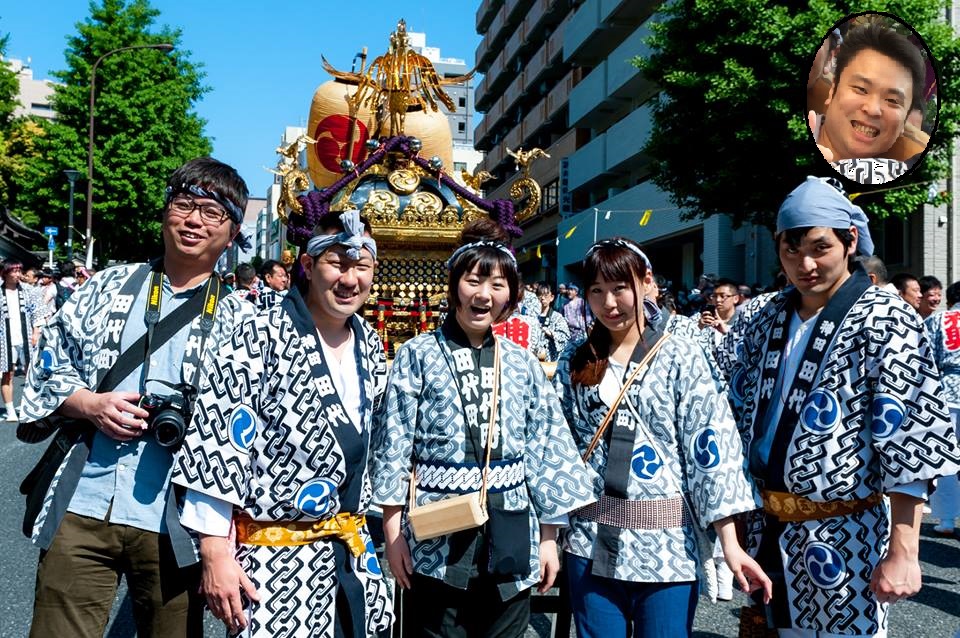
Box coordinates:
[6,57,57,120]
[475,0,960,291]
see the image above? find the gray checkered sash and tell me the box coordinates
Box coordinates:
[577,493,690,529]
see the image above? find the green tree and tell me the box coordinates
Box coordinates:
[633,0,960,228]
[11,0,211,261]
[0,29,43,218]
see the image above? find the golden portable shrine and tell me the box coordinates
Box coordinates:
[274,20,548,357]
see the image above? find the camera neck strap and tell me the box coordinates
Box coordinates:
[97,266,221,396]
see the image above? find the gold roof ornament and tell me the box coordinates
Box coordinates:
[505,147,550,223]
[321,19,474,135]
[269,133,316,222]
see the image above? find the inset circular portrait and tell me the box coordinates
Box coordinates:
[806,12,938,185]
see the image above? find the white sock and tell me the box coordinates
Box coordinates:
[4,402,15,416]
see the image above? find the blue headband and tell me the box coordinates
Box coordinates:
[305,210,377,260]
[165,183,251,251]
[777,177,874,256]
[445,240,517,270]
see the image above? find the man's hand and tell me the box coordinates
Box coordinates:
[809,110,835,162]
[382,505,413,589]
[61,388,150,442]
[870,492,924,604]
[199,535,260,634]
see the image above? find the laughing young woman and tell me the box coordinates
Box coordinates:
[371,218,595,638]
[554,237,771,638]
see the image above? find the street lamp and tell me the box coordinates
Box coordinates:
[85,43,174,264]
[63,169,81,261]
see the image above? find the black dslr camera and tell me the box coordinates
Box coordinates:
[140,384,196,449]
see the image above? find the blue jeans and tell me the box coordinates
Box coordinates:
[565,552,698,638]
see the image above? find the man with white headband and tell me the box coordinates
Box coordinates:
[727,177,960,637]
[172,209,394,637]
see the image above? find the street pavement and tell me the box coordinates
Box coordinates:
[1,376,958,636]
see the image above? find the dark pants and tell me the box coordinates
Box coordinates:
[30,512,203,638]
[565,552,698,638]
[405,572,531,638]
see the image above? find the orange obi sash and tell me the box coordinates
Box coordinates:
[761,490,882,522]
[234,511,367,557]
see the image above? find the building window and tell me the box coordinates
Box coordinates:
[458,122,466,132]
[459,96,466,108]
[454,162,468,172]
[542,180,559,212]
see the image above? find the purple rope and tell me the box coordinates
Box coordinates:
[289,135,522,246]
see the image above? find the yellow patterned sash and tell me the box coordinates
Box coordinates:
[761,490,882,522]
[235,512,367,557]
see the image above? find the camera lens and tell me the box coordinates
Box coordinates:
[152,409,187,449]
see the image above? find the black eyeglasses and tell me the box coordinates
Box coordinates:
[168,197,230,226]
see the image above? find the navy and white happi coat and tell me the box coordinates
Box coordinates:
[19,264,253,546]
[171,291,393,638]
[1,283,50,372]
[926,303,960,407]
[729,285,960,635]
[371,325,596,600]
[554,332,760,583]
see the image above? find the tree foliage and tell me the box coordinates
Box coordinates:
[10,0,211,261]
[633,0,960,228]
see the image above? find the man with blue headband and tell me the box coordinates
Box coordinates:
[18,157,257,636]
[172,209,394,637]
[726,177,960,636]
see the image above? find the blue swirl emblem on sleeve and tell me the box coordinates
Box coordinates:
[228,405,257,453]
[800,389,841,435]
[295,478,339,517]
[871,394,906,440]
[631,445,662,480]
[729,368,747,403]
[364,539,382,575]
[693,428,721,471]
[39,350,54,373]
[803,541,846,589]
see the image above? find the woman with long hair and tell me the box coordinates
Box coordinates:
[554,237,771,637]
[371,218,595,637]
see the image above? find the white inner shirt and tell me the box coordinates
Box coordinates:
[5,288,23,347]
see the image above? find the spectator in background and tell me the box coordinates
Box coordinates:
[892,272,922,311]
[2,262,50,421]
[75,267,92,287]
[925,280,960,535]
[229,262,260,306]
[856,255,898,294]
[21,267,41,286]
[737,284,752,306]
[698,278,741,340]
[555,283,570,312]
[37,269,58,318]
[536,284,570,362]
[58,261,77,291]
[220,271,235,293]
[562,283,590,342]
[259,259,289,293]
[919,275,943,319]
[257,259,289,310]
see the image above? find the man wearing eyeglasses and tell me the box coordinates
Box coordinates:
[17,157,257,636]
[697,278,741,337]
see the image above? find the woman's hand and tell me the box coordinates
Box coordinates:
[382,505,413,589]
[538,524,560,593]
[714,516,773,603]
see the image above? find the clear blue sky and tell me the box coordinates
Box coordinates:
[1,1,480,197]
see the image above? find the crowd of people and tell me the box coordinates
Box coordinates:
[3,158,960,638]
